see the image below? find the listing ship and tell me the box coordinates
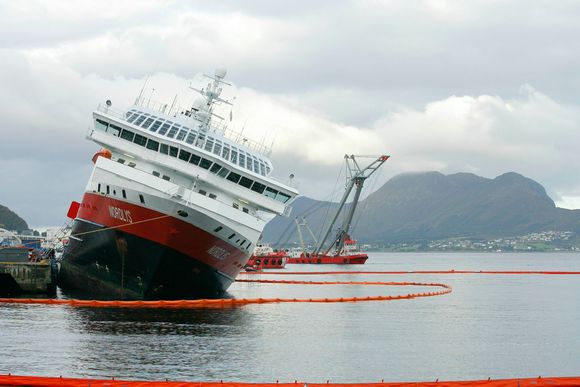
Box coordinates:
[58,69,298,299]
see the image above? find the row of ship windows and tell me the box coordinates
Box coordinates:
[99,177,253,216]
[95,119,291,204]
[96,183,253,249]
[121,111,271,177]
[97,184,145,204]
[212,225,251,251]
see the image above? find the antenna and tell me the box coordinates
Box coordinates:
[136,77,149,105]
[188,68,234,132]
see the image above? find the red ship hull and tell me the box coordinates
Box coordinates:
[287,253,368,265]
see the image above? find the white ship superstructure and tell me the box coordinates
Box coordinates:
[58,69,298,299]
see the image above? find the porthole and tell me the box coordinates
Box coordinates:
[177,210,188,217]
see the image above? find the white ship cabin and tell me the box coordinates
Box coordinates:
[87,94,298,218]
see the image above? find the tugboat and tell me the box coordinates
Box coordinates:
[287,154,388,265]
[58,68,298,299]
[244,243,288,270]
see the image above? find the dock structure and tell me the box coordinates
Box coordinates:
[0,247,56,295]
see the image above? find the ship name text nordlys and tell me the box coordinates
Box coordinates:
[108,206,133,223]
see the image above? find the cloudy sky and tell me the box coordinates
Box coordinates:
[1,0,580,228]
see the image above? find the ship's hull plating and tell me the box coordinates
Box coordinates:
[58,220,232,299]
[58,192,252,300]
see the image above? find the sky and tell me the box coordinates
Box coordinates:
[1,0,580,228]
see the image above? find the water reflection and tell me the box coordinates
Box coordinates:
[1,253,579,383]
[66,305,252,336]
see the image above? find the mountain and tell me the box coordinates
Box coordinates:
[0,204,29,232]
[262,171,580,245]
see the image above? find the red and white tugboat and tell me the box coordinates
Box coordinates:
[287,154,388,265]
[244,243,288,271]
[58,68,298,299]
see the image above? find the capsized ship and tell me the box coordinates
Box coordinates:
[58,69,298,299]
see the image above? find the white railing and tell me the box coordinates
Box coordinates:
[97,99,273,156]
[131,97,273,156]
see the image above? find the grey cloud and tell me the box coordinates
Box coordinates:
[2,0,580,227]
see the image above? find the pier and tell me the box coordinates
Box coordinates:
[0,247,56,295]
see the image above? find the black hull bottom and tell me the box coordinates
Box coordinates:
[58,219,233,300]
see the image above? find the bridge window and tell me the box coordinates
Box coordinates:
[160,144,169,155]
[259,163,266,176]
[150,120,163,132]
[127,113,139,123]
[133,134,147,146]
[213,140,222,156]
[95,119,108,132]
[264,187,278,199]
[222,144,230,160]
[142,117,154,129]
[230,148,238,164]
[199,158,212,170]
[176,129,187,141]
[276,192,291,203]
[204,138,214,152]
[167,125,179,138]
[158,122,171,135]
[120,129,135,142]
[186,131,196,144]
[226,172,241,184]
[179,149,191,162]
[189,154,201,165]
[134,115,146,126]
[195,134,205,148]
[251,182,266,194]
[239,176,253,189]
[146,139,159,151]
[246,156,253,171]
[210,163,222,174]
[238,153,246,168]
[217,167,229,178]
[169,146,179,158]
[108,124,121,137]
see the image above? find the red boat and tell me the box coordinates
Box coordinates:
[245,243,288,270]
[286,235,368,264]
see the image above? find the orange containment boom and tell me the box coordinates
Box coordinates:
[1,374,580,387]
[0,280,451,309]
[240,270,580,276]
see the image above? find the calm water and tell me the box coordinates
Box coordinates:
[1,252,579,383]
